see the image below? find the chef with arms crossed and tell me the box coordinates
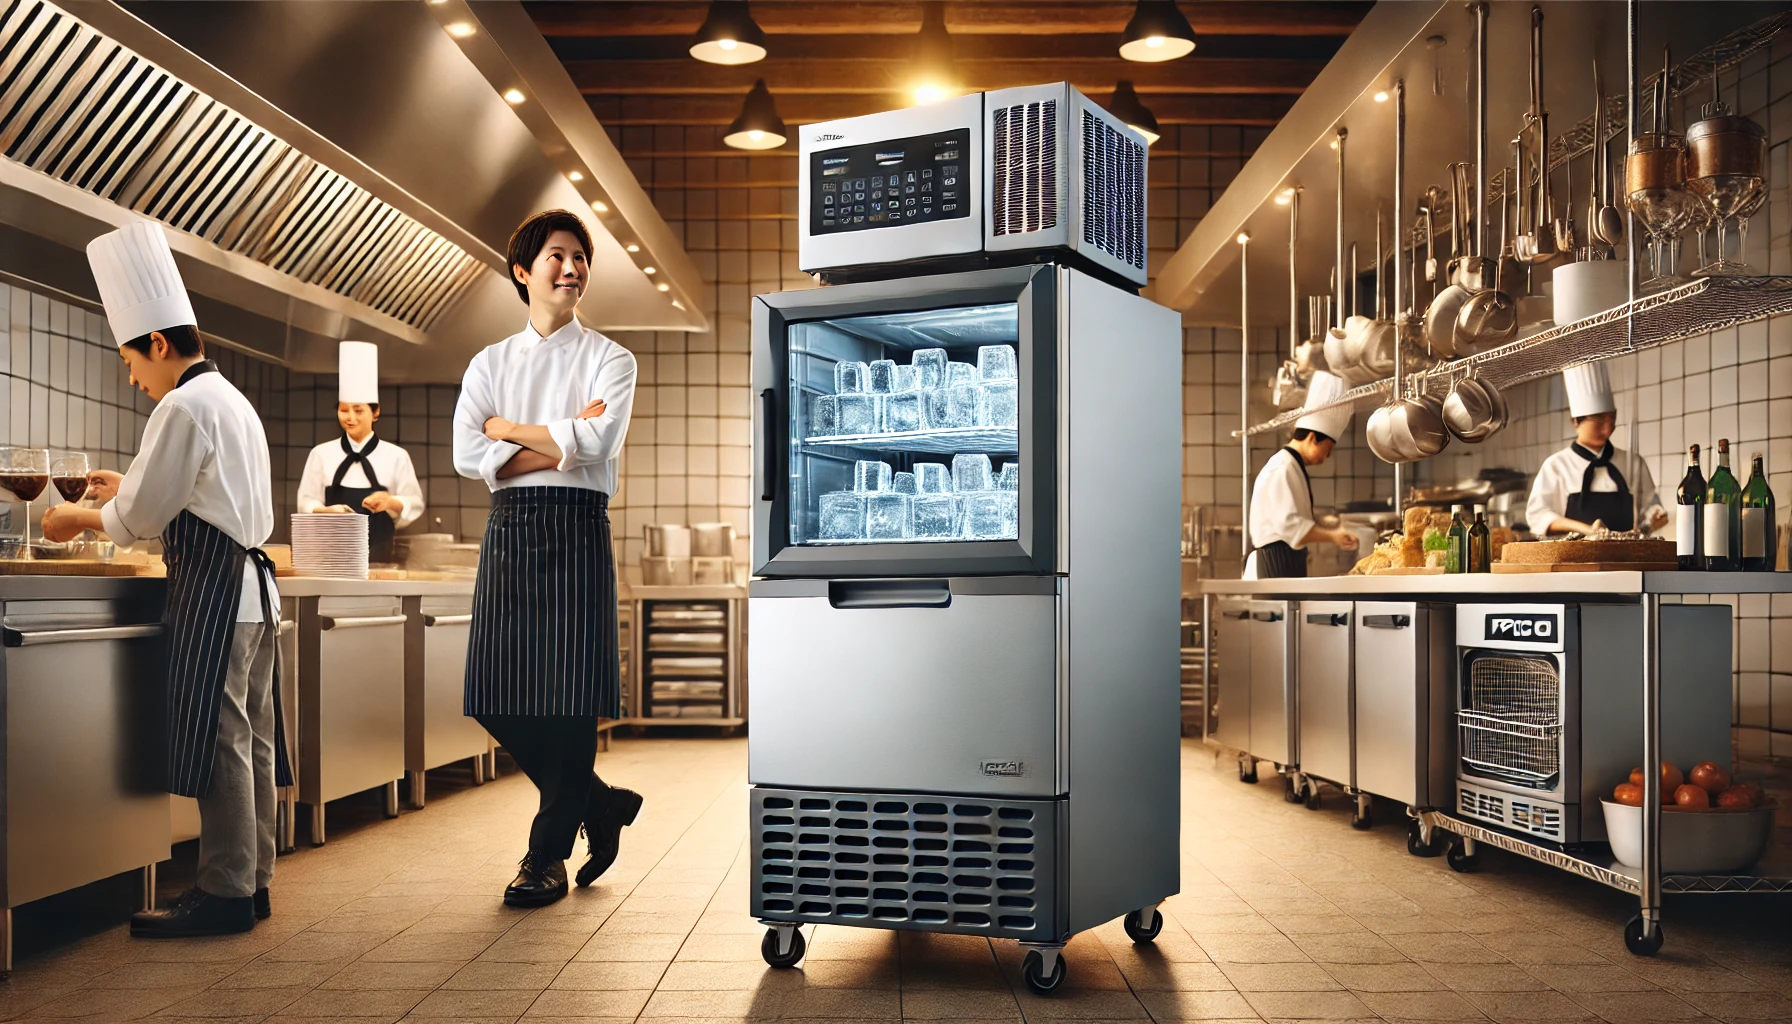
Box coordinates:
[296,341,424,563]
[1526,361,1667,535]
[453,209,642,908]
[42,221,289,937]
[1244,371,1360,579]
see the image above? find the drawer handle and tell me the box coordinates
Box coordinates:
[828,579,950,609]
[3,623,163,647]
[423,614,473,627]
[1220,610,1250,620]
[279,620,296,636]
[1363,614,1411,629]
[1250,611,1283,622]
[320,614,408,631]
[1304,613,1348,626]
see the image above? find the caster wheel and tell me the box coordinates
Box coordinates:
[760,927,805,969]
[1239,758,1258,784]
[1305,785,1323,811]
[1406,820,1443,857]
[1122,908,1163,943]
[1446,839,1479,873]
[1022,949,1067,994]
[1351,805,1372,830]
[1284,776,1305,803]
[1624,914,1664,956]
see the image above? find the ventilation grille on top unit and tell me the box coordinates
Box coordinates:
[0,0,485,331]
[1080,110,1146,271]
[750,787,1055,939]
[990,100,1058,237]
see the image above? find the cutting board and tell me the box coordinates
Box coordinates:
[1492,561,1680,573]
[1500,539,1676,565]
[0,559,150,576]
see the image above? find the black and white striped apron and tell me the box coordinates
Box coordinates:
[464,486,619,718]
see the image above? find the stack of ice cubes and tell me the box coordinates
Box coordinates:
[818,454,1020,542]
[810,344,1018,438]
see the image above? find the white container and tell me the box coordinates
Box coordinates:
[1601,799,1774,874]
[1553,259,1630,326]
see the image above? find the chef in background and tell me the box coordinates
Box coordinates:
[1245,370,1360,579]
[1527,361,1666,535]
[296,341,423,563]
[43,221,288,937]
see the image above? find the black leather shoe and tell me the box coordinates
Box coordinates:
[132,887,254,938]
[254,887,270,921]
[504,851,567,907]
[576,784,643,887]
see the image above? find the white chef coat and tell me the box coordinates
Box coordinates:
[100,369,278,622]
[453,317,637,494]
[1526,443,1664,534]
[297,435,425,529]
[1244,447,1316,580]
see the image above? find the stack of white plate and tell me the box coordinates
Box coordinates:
[290,513,370,579]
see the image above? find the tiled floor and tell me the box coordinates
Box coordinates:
[3,737,1791,1023]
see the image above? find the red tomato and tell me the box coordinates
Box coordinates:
[1717,788,1754,809]
[1612,783,1644,807]
[1689,761,1732,794]
[1673,783,1710,809]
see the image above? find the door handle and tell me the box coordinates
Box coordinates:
[1304,613,1348,626]
[1250,611,1284,622]
[320,615,408,631]
[1221,610,1249,620]
[1362,614,1411,629]
[828,579,951,609]
[3,623,163,647]
[423,614,473,627]
[760,388,777,502]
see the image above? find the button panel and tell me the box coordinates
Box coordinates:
[810,128,971,234]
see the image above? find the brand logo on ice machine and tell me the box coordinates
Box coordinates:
[1484,613,1557,641]
[980,760,1027,777]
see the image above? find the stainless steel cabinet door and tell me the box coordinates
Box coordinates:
[1297,602,1352,787]
[1354,602,1451,809]
[748,581,1059,797]
[1212,599,1252,753]
[1247,600,1293,766]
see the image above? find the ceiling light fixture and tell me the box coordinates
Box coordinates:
[591,200,609,213]
[445,20,476,38]
[643,266,657,275]
[1106,80,1161,146]
[723,79,788,149]
[1373,90,1390,103]
[690,1,768,65]
[1119,1,1197,63]
[567,171,583,182]
[626,244,640,253]
[657,283,671,292]
[910,2,957,105]
[503,88,525,105]
[1237,231,1250,245]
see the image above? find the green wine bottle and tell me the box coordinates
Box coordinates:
[1446,504,1467,574]
[1704,438,1742,572]
[1468,504,1492,573]
[1741,451,1777,572]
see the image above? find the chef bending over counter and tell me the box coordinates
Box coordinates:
[1526,362,1666,536]
[1245,371,1360,579]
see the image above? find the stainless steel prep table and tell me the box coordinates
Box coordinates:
[404,593,491,808]
[1201,572,1792,957]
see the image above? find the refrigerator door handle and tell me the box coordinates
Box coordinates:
[760,388,777,502]
[1304,612,1348,626]
[827,579,952,609]
[1362,614,1411,629]
[1250,610,1283,622]
[1220,610,1250,620]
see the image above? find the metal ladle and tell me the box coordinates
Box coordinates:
[1515,5,1557,265]
[1592,60,1625,247]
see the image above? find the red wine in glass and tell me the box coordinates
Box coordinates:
[0,473,48,502]
[52,476,88,502]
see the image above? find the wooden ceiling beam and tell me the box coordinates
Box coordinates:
[525,2,1372,38]
[546,33,1349,63]
[566,57,1325,95]
[588,93,1295,126]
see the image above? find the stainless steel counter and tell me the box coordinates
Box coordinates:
[277,577,475,597]
[1202,571,1792,597]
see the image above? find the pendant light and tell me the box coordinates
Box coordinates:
[723,79,787,150]
[910,2,957,105]
[690,0,767,65]
[1119,0,1197,63]
[1107,80,1161,145]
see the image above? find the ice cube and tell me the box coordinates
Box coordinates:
[977,345,1017,381]
[882,392,922,432]
[915,462,953,493]
[854,460,892,493]
[924,385,977,430]
[978,380,1017,428]
[964,492,1017,540]
[835,361,868,394]
[837,394,877,434]
[947,361,977,387]
[912,494,957,538]
[866,494,912,539]
[952,454,993,492]
[811,395,838,437]
[892,471,917,494]
[912,348,948,389]
[998,462,1019,490]
[893,365,919,392]
[867,359,898,393]
[999,491,1019,537]
[820,492,865,540]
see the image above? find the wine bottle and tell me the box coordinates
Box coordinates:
[1677,444,1706,570]
[1704,438,1741,572]
[1741,452,1777,572]
[1468,504,1492,573]
[1447,504,1467,574]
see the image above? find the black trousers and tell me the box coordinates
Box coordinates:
[476,714,603,859]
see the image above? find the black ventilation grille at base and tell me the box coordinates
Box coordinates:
[751,786,1058,941]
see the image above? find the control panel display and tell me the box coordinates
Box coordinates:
[809,128,970,235]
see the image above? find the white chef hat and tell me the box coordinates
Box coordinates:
[338,341,379,404]
[1294,370,1352,441]
[1563,361,1615,418]
[85,220,196,346]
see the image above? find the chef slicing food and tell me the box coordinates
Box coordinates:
[1244,370,1360,579]
[41,221,290,937]
[296,341,424,564]
[1525,361,1667,535]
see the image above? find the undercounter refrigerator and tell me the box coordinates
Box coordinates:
[748,263,1182,993]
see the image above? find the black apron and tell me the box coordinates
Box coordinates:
[1251,447,1312,579]
[158,361,292,798]
[1564,442,1634,531]
[326,434,397,564]
[464,486,619,718]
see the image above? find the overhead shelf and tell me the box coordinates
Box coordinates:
[1234,275,1792,438]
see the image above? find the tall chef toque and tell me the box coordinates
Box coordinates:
[1563,361,1615,419]
[338,341,379,405]
[1293,370,1352,441]
[85,220,196,346]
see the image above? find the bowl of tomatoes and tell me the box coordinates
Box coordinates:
[1602,761,1775,874]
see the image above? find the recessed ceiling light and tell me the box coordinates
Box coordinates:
[657,283,671,292]
[643,266,657,275]
[503,88,525,105]
[445,21,475,38]
[567,170,583,182]
[625,244,640,253]
[591,200,608,213]
[672,299,685,309]
[1374,90,1390,103]
[1237,232,1250,245]
[1273,193,1291,206]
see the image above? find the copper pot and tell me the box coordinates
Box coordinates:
[1626,132,1687,193]
[1686,115,1766,180]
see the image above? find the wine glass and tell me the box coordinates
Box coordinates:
[1626,132,1702,291]
[0,447,50,560]
[50,449,90,508]
[1686,88,1767,275]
